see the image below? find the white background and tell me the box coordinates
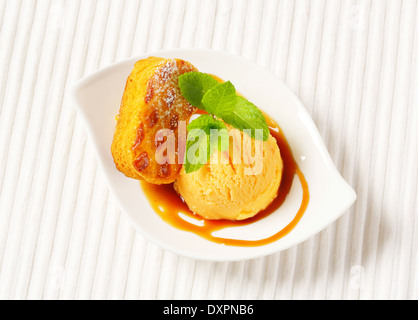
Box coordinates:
[0,0,417,300]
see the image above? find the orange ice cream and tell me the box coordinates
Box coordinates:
[175,127,283,220]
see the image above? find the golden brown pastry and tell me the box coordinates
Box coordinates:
[111,57,197,184]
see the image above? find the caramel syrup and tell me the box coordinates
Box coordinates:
[140,113,310,247]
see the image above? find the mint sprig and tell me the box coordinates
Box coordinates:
[201,81,237,115]
[179,72,269,173]
[178,72,219,110]
[185,115,229,173]
[218,96,269,141]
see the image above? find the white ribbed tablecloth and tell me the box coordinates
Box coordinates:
[0,0,417,300]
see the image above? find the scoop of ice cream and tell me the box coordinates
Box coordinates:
[174,127,283,220]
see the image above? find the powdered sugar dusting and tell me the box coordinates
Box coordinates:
[165,88,176,108]
[144,59,196,132]
[158,60,177,83]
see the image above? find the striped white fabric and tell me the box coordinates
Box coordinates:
[0,0,417,300]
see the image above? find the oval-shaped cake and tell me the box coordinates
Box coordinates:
[111,57,197,184]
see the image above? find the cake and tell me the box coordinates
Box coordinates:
[111,57,197,184]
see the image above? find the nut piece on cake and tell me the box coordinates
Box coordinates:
[111,57,197,184]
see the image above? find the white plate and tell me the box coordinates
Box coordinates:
[72,49,356,261]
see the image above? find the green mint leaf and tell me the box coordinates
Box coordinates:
[218,96,269,141]
[186,114,228,135]
[184,129,209,174]
[178,72,219,110]
[184,115,229,173]
[201,81,237,116]
[186,114,217,132]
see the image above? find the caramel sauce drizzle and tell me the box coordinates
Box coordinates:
[140,113,310,247]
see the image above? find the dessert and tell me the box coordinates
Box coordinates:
[141,116,309,247]
[174,125,283,220]
[111,56,309,246]
[111,57,197,184]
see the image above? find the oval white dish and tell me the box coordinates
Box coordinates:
[72,49,356,261]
